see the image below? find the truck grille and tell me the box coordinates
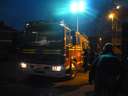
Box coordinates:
[30,64,51,72]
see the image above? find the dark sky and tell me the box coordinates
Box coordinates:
[0,0,114,35]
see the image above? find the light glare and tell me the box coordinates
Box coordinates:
[79,1,85,12]
[116,5,121,10]
[20,62,27,69]
[52,66,62,71]
[99,37,102,41]
[108,13,115,19]
[70,2,78,13]
[70,1,85,13]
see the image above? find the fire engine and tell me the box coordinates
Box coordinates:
[17,21,89,78]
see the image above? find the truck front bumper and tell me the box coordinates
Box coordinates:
[18,63,66,78]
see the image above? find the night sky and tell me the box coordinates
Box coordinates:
[0,0,114,35]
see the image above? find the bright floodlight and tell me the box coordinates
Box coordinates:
[70,2,78,13]
[70,0,85,13]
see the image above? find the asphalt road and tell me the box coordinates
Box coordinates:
[1,72,94,96]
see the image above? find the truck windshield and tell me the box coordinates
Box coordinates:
[31,31,63,48]
[18,23,65,64]
[23,23,64,49]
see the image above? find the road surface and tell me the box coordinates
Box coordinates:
[1,71,94,96]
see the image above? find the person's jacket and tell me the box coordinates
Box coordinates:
[93,51,121,81]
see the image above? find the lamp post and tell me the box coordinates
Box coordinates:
[108,13,115,30]
[108,11,120,46]
[108,12,116,44]
[70,0,85,32]
[77,15,79,32]
[70,0,85,45]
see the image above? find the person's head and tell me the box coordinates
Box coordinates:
[103,42,113,53]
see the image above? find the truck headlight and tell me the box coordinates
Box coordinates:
[20,62,27,69]
[52,66,62,72]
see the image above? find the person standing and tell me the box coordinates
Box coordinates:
[83,49,89,72]
[88,49,97,84]
[94,43,121,96]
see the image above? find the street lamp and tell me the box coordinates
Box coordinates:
[108,13,115,43]
[70,0,85,32]
[70,0,85,13]
[108,12,118,45]
[70,0,85,45]
[108,13,115,30]
[108,13,115,20]
[116,5,121,10]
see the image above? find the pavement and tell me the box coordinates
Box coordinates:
[53,72,95,96]
[0,71,95,96]
[59,85,95,96]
